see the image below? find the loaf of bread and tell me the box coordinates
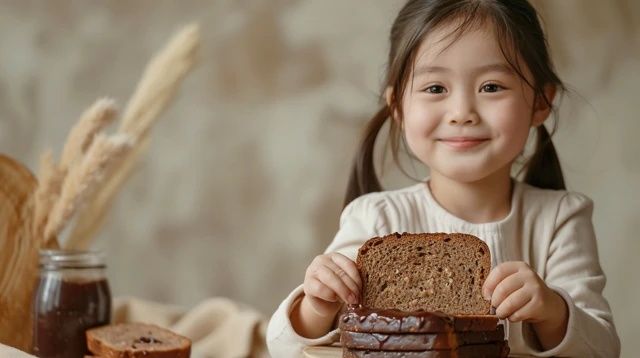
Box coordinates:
[86,323,191,358]
[356,233,491,315]
[341,324,504,350]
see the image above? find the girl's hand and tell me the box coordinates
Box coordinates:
[302,252,362,317]
[482,261,569,349]
[482,261,566,323]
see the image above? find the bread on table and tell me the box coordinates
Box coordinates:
[86,323,191,358]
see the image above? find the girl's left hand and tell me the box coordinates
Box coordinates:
[482,261,566,323]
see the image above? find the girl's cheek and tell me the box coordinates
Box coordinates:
[407,101,442,128]
[493,117,532,153]
[405,114,438,138]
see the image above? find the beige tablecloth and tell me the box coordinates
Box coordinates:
[112,296,269,358]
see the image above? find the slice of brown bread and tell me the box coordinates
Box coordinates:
[356,233,491,315]
[86,323,191,358]
[343,341,510,358]
[339,305,498,333]
[341,325,504,351]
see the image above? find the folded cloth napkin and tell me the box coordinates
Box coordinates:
[113,296,269,358]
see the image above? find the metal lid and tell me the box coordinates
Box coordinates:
[39,249,106,269]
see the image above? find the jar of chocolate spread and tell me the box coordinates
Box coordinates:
[32,250,111,358]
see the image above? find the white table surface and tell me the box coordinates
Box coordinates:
[0,344,35,358]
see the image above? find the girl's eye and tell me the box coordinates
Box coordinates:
[480,83,503,93]
[424,85,446,94]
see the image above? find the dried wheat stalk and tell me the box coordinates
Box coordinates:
[65,137,150,250]
[32,99,117,245]
[59,98,117,172]
[43,134,132,246]
[32,150,65,240]
[65,24,200,248]
[120,23,199,140]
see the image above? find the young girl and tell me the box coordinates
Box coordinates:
[267,0,620,357]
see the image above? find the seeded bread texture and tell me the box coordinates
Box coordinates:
[356,233,491,315]
[86,323,191,358]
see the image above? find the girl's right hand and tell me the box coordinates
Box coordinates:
[302,252,362,317]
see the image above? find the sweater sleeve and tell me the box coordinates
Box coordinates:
[523,192,620,357]
[266,195,385,358]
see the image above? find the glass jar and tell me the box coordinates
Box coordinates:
[32,250,112,358]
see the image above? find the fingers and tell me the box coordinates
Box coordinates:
[490,272,525,309]
[330,253,362,288]
[483,262,549,322]
[304,254,360,304]
[483,261,525,300]
[304,293,341,317]
[318,264,358,304]
[324,260,360,301]
[494,286,531,320]
[505,294,538,322]
[304,277,338,302]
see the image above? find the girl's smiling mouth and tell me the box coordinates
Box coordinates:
[438,137,490,149]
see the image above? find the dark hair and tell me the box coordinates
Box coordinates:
[344,0,566,208]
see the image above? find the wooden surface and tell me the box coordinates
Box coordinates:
[303,345,536,358]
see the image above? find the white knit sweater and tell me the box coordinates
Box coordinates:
[267,180,620,357]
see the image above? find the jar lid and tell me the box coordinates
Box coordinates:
[39,250,106,269]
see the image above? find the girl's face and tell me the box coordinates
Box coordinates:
[398,22,552,183]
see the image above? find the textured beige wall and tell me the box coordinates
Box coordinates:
[0,1,637,356]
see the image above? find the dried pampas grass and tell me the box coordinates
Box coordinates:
[33,23,200,249]
[43,134,133,246]
[120,24,200,140]
[32,150,64,241]
[59,98,117,172]
[65,23,201,249]
[33,98,118,248]
[65,136,150,250]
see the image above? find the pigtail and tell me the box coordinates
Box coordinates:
[343,106,390,208]
[523,125,566,190]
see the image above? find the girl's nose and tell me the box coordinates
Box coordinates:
[446,94,480,126]
[448,113,480,126]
